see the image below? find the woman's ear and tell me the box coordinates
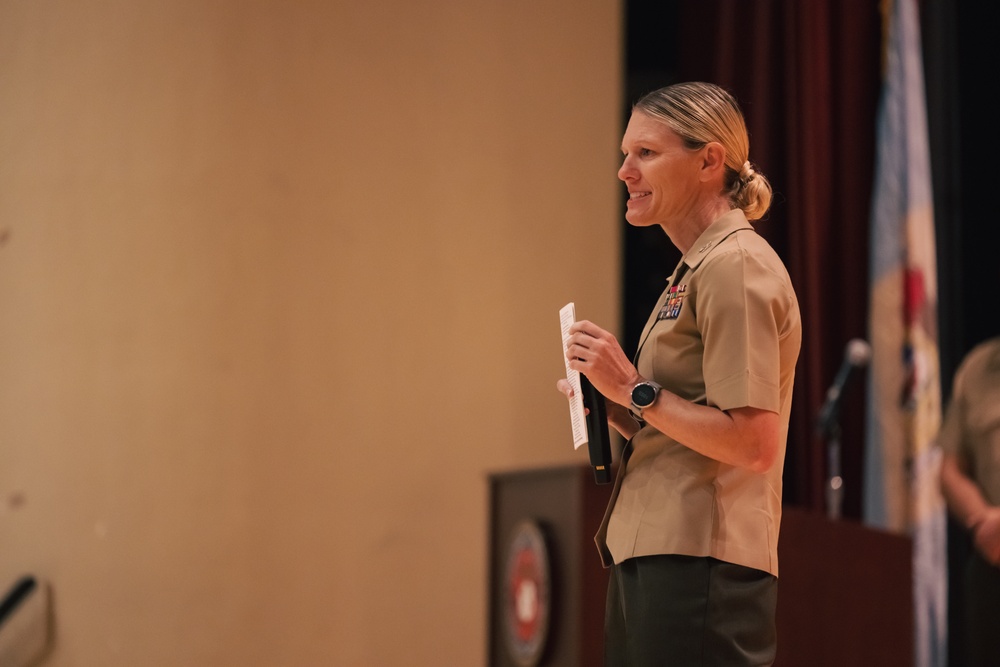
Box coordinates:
[700,142,727,182]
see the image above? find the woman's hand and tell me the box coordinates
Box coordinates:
[556,340,641,440]
[555,377,576,401]
[563,320,640,408]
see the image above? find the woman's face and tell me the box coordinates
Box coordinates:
[618,111,704,229]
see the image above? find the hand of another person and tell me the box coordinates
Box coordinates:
[972,507,1000,566]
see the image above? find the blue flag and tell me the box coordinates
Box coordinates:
[863,0,947,665]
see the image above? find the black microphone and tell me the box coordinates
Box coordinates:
[815,338,872,437]
[579,374,612,484]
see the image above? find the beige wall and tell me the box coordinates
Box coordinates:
[0,1,622,665]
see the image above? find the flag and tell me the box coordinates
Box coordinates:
[863,0,947,665]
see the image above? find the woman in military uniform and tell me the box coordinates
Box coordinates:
[561,82,801,666]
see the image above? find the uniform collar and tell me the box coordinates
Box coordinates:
[678,208,754,272]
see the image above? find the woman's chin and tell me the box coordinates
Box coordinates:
[624,211,655,228]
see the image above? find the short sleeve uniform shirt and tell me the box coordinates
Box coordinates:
[938,337,1000,504]
[597,209,802,577]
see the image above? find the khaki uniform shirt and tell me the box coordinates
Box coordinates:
[596,209,801,577]
[939,337,1000,504]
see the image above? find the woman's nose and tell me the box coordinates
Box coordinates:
[617,158,634,182]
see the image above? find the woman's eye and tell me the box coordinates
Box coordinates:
[639,148,653,157]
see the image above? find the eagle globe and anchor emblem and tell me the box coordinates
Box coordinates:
[502,520,552,667]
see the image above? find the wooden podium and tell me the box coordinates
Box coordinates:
[773,507,913,666]
[488,465,612,667]
[488,464,913,666]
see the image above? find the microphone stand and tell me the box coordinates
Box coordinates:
[816,338,871,521]
[824,420,844,520]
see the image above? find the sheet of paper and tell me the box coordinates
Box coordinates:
[559,302,587,450]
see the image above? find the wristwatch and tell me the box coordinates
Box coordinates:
[630,380,661,420]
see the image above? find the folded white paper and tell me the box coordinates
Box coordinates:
[559,302,587,450]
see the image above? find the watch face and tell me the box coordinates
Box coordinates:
[632,383,657,407]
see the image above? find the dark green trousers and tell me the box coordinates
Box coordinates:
[964,551,1000,667]
[604,554,777,666]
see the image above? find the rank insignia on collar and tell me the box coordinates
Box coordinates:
[657,284,687,321]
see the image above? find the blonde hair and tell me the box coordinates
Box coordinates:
[634,82,772,221]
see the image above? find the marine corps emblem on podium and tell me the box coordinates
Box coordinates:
[502,520,551,667]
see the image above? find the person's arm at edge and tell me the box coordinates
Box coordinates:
[941,450,1000,563]
[941,450,992,530]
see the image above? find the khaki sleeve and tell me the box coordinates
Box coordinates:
[938,360,967,457]
[696,248,786,412]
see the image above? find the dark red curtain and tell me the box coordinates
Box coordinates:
[674,0,883,515]
[624,3,993,664]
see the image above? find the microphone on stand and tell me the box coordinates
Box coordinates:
[817,338,871,520]
[815,338,872,438]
